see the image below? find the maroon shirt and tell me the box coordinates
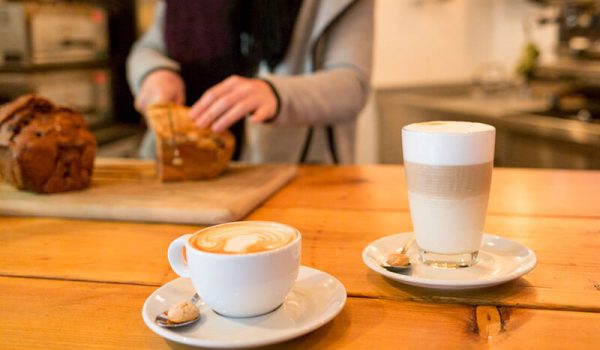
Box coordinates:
[164,0,237,65]
[163,0,302,159]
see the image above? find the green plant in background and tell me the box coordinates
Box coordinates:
[516,42,540,81]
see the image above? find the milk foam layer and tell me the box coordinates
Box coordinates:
[190,222,298,254]
[402,121,495,166]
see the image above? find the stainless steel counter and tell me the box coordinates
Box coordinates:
[376,83,600,169]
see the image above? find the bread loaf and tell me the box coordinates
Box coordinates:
[0,95,97,193]
[145,104,235,182]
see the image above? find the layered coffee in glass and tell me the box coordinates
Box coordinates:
[402,121,495,268]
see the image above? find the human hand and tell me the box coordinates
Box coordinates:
[135,69,186,113]
[189,75,277,133]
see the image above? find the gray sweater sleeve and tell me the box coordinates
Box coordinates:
[263,0,373,127]
[126,1,180,95]
[127,0,373,127]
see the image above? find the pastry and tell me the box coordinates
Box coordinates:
[0,95,96,193]
[145,104,235,182]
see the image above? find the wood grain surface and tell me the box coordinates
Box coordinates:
[0,160,599,349]
[266,166,600,218]
[2,277,599,350]
[0,158,297,225]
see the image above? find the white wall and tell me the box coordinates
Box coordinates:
[489,1,558,68]
[373,0,491,87]
[354,0,558,164]
[372,0,557,88]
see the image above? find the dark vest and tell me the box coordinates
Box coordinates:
[164,0,302,159]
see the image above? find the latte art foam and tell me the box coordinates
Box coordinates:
[190,222,297,254]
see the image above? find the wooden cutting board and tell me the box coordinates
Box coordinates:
[0,158,297,225]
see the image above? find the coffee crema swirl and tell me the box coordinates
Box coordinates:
[190,223,297,254]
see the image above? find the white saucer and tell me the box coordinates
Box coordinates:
[362,232,537,290]
[142,266,346,348]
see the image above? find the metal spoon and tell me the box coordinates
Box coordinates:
[155,293,201,328]
[380,236,415,273]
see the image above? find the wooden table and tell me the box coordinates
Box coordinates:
[1,162,599,349]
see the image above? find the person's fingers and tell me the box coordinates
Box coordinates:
[189,75,244,120]
[134,95,146,113]
[250,105,275,124]
[157,89,184,106]
[193,83,252,129]
[211,97,257,132]
[136,89,180,114]
[135,84,154,112]
[136,92,160,113]
[174,90,185,106]
[248,80,277,123]
[147,92,170,109]
[189,77,277,131]
[170,82,186,106]
[135,69,185,114]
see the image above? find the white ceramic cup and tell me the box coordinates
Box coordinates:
[167,221,301,318]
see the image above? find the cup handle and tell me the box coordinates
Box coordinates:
[168,234,192,278]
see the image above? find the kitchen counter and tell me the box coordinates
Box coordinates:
[376,83,600,169]
[0,159,599,348]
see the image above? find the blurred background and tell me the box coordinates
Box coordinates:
[0,0,598,168]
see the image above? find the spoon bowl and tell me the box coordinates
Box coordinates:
[380,262,412,273]
[378,236,415,273]
[155,293,201,328]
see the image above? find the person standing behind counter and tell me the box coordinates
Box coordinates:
[127,0,373,164]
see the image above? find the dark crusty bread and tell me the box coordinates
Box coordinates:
[145,104,235,182]
[0,95,97,193]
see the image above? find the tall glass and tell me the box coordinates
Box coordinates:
[402,121,495,268]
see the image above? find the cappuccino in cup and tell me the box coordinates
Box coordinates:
[402,121,495,268]
[168,221,301,317]
[190,221,297,254]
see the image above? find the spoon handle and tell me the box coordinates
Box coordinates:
[191,293,200,305]
[399,236,415,255]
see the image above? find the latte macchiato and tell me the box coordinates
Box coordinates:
[402,121,495,268]
[190,221,297,254]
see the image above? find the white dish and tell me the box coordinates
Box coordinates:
[142,266,346,348]
[362,232,536,290]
